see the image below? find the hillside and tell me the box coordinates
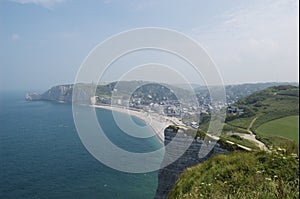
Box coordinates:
[167,85,299,199]
[226,85,299,150]
[198,85,299,152]
[168,150,299,199]
[195,82,298,104]
[25,81,192,103]
[226,85,299,129]
[256,116,299,142]
[224,82,298,102]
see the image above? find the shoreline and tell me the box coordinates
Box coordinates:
[90,104,185,143]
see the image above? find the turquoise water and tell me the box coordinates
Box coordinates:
[0,91,163,198]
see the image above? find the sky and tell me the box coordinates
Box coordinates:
[0,0,299,90]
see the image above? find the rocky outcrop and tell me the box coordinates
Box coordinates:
[26,85,74,103]
[155,128,229,199]
[26,84,97,104]
[25,92,41,101]
[40,84,73,102]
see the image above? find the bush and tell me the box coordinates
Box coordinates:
[230,134,243,140]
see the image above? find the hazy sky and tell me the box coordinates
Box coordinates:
[0,0,298,90]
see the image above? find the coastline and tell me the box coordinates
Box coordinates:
[90,104,185,143]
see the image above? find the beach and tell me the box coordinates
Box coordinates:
[91,104,185,142]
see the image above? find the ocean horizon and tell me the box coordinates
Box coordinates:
[0,91,163,198]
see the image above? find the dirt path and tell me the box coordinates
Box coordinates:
[227,117,269,151]
[240,133,269,151]
[247,117,257,133]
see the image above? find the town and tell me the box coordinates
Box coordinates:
[91,85,243,130]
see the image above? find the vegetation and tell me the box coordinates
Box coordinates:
[167,125,180,132]
[195,82,299,102]
[96,83,114,97]
[222,123,250,134]
[220,134,260,150]
[256,135,299,155]
[198,113,210,131]
[235,85,299,130]
[93,81,195,104]
[201,87,298,133]
[129,83,178,102]
[168,85,299,199]
[171,126,259,151]
[221,85,299,130]
[194,129,208,140]
[226,117,254,131]
[172,127,208,140]
[256,116,299,143]
[205,85,299,152]
[169,150,299,199]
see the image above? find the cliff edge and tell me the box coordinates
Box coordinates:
[154,128,229,199]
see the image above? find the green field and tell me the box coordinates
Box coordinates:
[226,85,299,130]
[256,115,299,142]
[226,116,254,130]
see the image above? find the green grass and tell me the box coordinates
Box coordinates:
[223,123,250,134]
[256,116,299,142]
[198,85,299,152]
[168,86,299,199]
[256,134,299,155]
[199,86,299,135]
[227,85,299,131]
[226,116,254,130]
[223,86,299,151]
[168,151,299,199]
[220,134,260,150]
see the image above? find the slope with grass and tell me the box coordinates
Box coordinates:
[167,85,299,198]
[256,115,299,143]
[225,85,299,151]
[198,85,299,151]
[169,150,299,199]
[226,85,299,130]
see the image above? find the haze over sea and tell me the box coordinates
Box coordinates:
[0,91,163,198]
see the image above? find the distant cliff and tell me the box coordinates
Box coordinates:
[25,81,190,104]
[154,128,231,199]
[26,84,74,103]
[26,84,96,104]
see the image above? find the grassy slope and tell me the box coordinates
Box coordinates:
[256,116,299,142]
[223,85,299,151]
[222,123,251,134]
[220,134,260,150]
[226,117,254,130]
[168,86,299,198]
[169,151,299,199]
[201,86,299,134]
[198,85,299,151]
[227,85,299,130]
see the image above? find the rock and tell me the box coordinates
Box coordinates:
[25,84,97,104]
[26,84,77,103]
[41,84,73,102]
[25,93,41,101]
[154,129,228,199]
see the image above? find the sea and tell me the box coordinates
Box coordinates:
[0,91,163,199]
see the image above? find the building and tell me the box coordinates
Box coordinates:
[227,106,244,115]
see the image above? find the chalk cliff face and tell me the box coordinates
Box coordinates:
[41,85,73,102]
[26,85,74,103]
[155,129,229,199]
[26,84,105,106]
